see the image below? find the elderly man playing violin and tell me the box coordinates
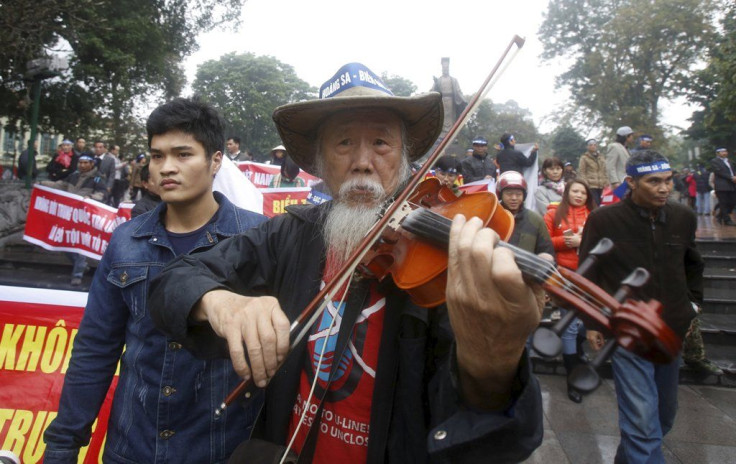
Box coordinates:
[149,63,543,463]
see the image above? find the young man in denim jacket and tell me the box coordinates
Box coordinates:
[43,98,266,463]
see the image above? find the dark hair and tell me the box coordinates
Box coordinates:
[500,133,513,146]
[541,156,564,174]
[626,150,669,178]
[554,178,596,227]
[615,134,629,144]
[435,155,460,173]
[94,140,106,147]
[281,155,300,181]
[146,97,225,159]
[140,164,151,183]
[227,136,241,145]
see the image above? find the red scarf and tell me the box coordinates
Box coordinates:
[54,149,72,168]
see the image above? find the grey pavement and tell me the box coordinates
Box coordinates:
[525,374,736,464]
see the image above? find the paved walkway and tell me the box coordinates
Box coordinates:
[525,374,736,463]
[696,214,736,240]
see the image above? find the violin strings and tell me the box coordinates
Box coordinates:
[402,206,615,317]
[280,271,353,463]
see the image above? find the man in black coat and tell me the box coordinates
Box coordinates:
[581,150,704,463]
[496,133,538,175]
[148,62,544,463]
[710,147,736,225]
[458,136,496,183]
[92,140,116,203]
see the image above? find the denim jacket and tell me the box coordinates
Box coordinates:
[43,192,267,463]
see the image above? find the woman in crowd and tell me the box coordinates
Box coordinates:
[544,179,597,403]
[535,157,565,215]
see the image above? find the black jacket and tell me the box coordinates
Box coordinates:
[148,203,543,463]
[694,168,712,193]
[497,148,537,174]
[131,190,161,218]
[579,198,703,339]
[459,154,495,183]
[710,157,736,192]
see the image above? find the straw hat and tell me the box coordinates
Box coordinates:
[272,62,443,176]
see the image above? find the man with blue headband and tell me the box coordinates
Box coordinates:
[579,150,704,464]
[459,135,496,183]
[149,62,543,463]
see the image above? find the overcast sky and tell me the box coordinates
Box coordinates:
[185,0,694,137]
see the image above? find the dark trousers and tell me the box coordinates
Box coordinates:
[112,179,129,207]
[715,190,736,222]
[590,188,603,206]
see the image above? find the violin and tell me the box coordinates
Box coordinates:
[359,177,681,392]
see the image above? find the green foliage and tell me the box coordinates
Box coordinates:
[0,0,247,153]
[549,126,586,163]
[539,0,715,136]
[455,99,539,151]
[380,73,417,97]
[192,53,315,160]
[686,3,736,153]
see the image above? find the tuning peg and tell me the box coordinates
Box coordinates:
[532,309,576,358]
[569,338,617,392]
[613,267,650,301]
[577,238,613,276]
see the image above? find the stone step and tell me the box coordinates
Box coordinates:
[703,288,736,315]
[0,264,94,291]
[704,273,736,292]
[702,255,736,272]
[697,239,736,256]
[701,313,736,346]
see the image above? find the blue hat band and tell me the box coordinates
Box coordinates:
[625,161,671,177]
[319,63,393,99]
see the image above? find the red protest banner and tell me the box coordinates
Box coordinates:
[0,286,116,463]
[236,161,320,188]
[23,186,129,260]
[260,187,312,218]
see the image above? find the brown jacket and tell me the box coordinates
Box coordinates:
[577,151,608,189]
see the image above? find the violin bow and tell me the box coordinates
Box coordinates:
[215,35,527,416]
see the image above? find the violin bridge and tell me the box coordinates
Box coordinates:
[386,201,413,232]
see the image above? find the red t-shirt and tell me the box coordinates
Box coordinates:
[287,255,385,462]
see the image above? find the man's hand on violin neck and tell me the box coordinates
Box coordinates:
[196,290,291,387]
[446,215,540,409]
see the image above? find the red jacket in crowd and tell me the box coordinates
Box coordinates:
[544,204,591,270]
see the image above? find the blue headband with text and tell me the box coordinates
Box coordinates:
[319,63,393,99]
[613,160,672,199]
[625,161,671,178]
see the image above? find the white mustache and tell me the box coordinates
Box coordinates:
[337,178,385,202]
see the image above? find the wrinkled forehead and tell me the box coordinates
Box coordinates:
[320,108,403,139]
[635,171,673,182]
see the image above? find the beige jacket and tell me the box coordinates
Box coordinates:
[577,151,609,189]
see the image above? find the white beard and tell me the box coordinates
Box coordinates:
[323,178,386,267]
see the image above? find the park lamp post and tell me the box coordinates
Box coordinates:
[24,56,67,188]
